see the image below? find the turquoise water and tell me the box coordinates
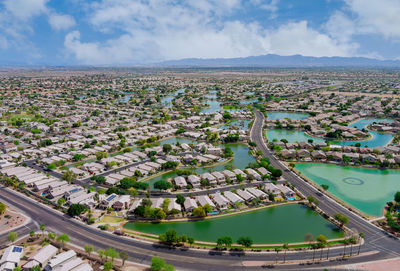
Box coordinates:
[124,204,342,243]
[202,91,222,113]
[267,112,309,120]
[267,118,394,148]
[295,163,400,217]
[146,138,255,189]
[240,98,258,105]
[161,89,185,108]
[219,120,251,131]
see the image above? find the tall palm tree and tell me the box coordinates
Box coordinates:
[282,243,289,263]
[343,239,349,258]
[274,248,281,264]
[358,232,365,255]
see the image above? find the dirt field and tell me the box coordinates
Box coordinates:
[0,206,27,233]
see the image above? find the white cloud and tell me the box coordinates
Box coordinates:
[344,0,400,38]
[48,13,76,30]
[325,11,355,43]
[3,0,48,20]
[65,2,357,66]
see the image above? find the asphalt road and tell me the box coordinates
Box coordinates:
[0,111,398,270]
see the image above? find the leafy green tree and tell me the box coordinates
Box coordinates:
[57,198,65,207]
[0,202,6,215]
[163,144,172,154]
[217,236,232,248]
[67,204,86,217]
[203,204,212,214]
[84,244,94,257]
[154,180,172,191]
[159,229,179,245]
[103,261,113,271]
[105,247,118,262]
[151,257,166,271]
[8,232,18,244]
[334,213,349,227]
[176,194,185,205]
[62,170,76,183]
[237,236,253,248]
[192,206,206,217]
[394,191,400,203]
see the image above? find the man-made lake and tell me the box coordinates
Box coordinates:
[124,204,342,244]
[295,163,400,217]
[145,138,255,189]
[219,120,251,131]
[267,118,394,148]
[267,112,309,120]
[161,89,185,107]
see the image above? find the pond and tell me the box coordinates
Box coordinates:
[267,118,394,148]
[219,120,251,131]
[161,89,185,108]
[267,112,309,120]
[202,91,222,114]
[145,138,255,189]
[124,204,342,244]
[295,163,400,217]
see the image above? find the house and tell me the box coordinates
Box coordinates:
[173,176,187,188]
[223,191,244,204]
[246,187,267,199]
[187,175,201,188]
[0,246,23,271]
[222,170,236,182]
[281,149,296,159]
[263,183,281,196]
[361,154,376,163]
[311,150,326,160]
[245,168,261,181]
[296,149,311,158]
[236,189,255,202]
[233,169,247,179]
[200,173,217,186]
[23,244,58,270]
[276,184,295,197]
[257,167,271,177]
[196,195,216,210]
[99,194,119,209]
[112,195,131,210]
[43,250,76,271]
[184,198,198,212]
[211,193,229,209]
[211,171,226,185]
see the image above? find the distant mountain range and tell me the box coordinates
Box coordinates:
[159,54,400,68]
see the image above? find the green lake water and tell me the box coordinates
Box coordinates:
[219,120,251,131]
[124,204,342,243]
[295,163,400,217]
[267,118,393,148]
[146,139,255,189]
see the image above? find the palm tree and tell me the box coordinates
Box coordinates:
[56,234,69,250]
[349,237,357,257]
[342,238,350,258]
[119,251,128,266]
[282,243,289,263]
[40,224,45,238]
[97,249,105,261]
[326,242,331,260]
[357,232,365,255]
[311,243,318,262]
[274,248,281,264]
[84,245,94,258]
[316,234,327,260]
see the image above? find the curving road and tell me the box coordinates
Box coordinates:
[0,111,398,270]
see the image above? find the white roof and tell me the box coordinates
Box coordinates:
[53,257,82,271]
[47,250,76,268]
[70,263,93,271]
[25,245,57,267]
[0,246,23,266]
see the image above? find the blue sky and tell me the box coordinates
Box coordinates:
[0,0,399,65]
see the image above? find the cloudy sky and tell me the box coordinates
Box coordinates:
[1,0,399,65]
